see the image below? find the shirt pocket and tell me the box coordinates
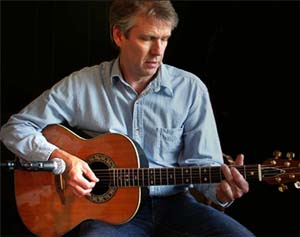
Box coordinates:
[157,127,184,164]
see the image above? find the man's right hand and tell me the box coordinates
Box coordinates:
[50,148,99,197]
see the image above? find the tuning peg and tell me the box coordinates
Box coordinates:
[286,152,295,160]
[273,150,282,159]
[278,184,288,192]
[294,181,300,189]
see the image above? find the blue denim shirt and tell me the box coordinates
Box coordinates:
[0,58,224,202]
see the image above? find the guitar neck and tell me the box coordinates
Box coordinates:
[95,165,283,187]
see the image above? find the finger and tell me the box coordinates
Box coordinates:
[235,154,244,166]
[68,176,94,196]
[82,163,99,183]
[221,164,233,182]
[222,165,247,198]
[231,167,249,193]
[219,181,234,202]
[68,171,96,191]
[72,184,93,197]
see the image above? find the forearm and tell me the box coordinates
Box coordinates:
[0,118,57,161]
[0,83,74,161]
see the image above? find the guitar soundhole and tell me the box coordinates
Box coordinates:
[85,153,117,204]
[90,161,110,195]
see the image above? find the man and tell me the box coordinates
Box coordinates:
[0,1,254,236]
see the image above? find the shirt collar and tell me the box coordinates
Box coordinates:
[110,57,173,97]
[111,57,123,82]
[155,64,173,97]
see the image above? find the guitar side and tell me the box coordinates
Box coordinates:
[14,124,142,237]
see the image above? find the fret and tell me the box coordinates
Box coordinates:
[139,168,144,186]
[128,169,131,186]
[249,165,260,181]
[243,166,247,180]
[190,167,199,184]
[148,169,151,185]
[199,166,201,184]
[143,168,147,186]
[137,168,140,186]
[112,169,116,187]
[219,166,223,182]
[130,168,133,186]
[165,169,168,185]
[183,167,191,184]
[121,169,125,186]
[149,169,154,185]
[167,168,175,185]
[120,169,124,187]
[142,168,145,187]
[123,169,127,186]
[125,169,129,186]
[146,168,149,186]
[175,168,181,185]
[201,167,209,183]
[174,168,179,184]
[237,166,258,181]
[115,169,118,186]
[132,169,137,186]
[249,168,256,177]
[160,168,162,185]
[122,169,126,186]
[129,169,134,186]
[118,169,122,187]
[154,168,160,185]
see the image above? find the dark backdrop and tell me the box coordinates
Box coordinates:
[1,1,299,236]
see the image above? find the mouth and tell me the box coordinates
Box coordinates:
[145,61,160,69]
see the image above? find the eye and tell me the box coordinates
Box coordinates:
[162,37,170,42]
[140,35,152,41]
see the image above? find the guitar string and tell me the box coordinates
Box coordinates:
[89,166,299,185]
[91,166,298,174]
[91,165,297,174]
[92,174,300,186]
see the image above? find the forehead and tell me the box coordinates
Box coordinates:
[130,15,172,36]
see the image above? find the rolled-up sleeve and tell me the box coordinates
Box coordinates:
[0,76,76,161]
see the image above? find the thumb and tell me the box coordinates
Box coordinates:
[83,165,99,183]
[235,154,244,166]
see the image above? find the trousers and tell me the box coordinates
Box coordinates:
[79,191,255,237]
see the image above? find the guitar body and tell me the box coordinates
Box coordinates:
[14,125,142,237]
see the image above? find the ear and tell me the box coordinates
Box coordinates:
[112,26,123,48]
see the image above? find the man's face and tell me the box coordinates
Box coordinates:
[114,15,172,80]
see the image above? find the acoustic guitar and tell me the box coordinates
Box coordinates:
[14,124,300,237]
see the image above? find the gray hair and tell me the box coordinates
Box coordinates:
[109,0,179,42]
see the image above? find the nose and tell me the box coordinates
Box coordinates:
[151,39,165,56]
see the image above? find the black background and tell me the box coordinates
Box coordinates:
[1,1,299,236]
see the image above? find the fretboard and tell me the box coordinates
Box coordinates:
[94,165,284,187]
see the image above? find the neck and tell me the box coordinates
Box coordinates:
[119,61,158,94]
[128,79,151,94]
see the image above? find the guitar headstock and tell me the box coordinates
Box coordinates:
[262,151,300,192]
